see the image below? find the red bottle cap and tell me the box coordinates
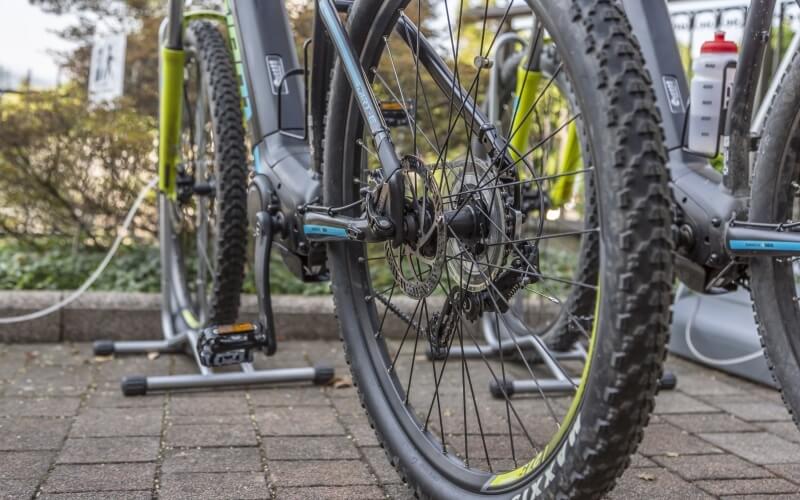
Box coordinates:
[701,32,738,54]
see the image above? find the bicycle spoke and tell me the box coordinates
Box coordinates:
[373,70,441,155]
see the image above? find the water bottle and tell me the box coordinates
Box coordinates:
[688,32,738,156]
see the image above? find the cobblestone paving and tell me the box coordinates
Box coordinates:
[0,341,798,499]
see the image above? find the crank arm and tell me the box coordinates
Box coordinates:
[254,212,277,355]
[303,212,393,242]
[304,201,494,245]
[727,222,800,257]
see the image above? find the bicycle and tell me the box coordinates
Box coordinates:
[619,0,800,432]
[154,0,673,498]
[488,0,800,429]
[477,0,800,427]
[477,0,800,408]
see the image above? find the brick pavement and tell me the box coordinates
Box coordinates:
[0,341,798,499]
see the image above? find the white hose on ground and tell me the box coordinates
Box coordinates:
[0,176,158,324]
[679,283,765,366]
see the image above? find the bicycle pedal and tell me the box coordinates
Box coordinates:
[197,322,270,367]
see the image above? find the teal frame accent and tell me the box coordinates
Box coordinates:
[303,225,349,238]
[729,240,800,252]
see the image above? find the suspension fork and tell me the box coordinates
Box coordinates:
[509,26,582,209]
[158,0,186,200]
[508,25,543,163]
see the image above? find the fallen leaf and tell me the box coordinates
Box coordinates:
[637,473,656,482]
[147,352,160,360]
[665,452,680,458]
[93,355,113,363]
[328,376,353,389]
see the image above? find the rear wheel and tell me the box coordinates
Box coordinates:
[749,51,800,429]
[324,1,672,498]
[160,21,248,330]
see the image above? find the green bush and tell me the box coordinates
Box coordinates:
[0,239,330,295]
[0,240,161,292]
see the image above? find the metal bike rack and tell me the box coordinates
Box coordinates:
[93,328,333,396]
[91,195,334,397]
[435,311,676,399]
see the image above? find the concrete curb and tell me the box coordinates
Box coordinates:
[0,291,559,343]
[0,291,341,343]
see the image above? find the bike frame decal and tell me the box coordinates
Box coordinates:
[317,0,384,136]
[224,1,253,122]
[158,46,185,199]
[729,240,800,252]
[303,225,348,238]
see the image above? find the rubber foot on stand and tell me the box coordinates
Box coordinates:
[121,376,148,396]
[658,371,677,392]
[313,364,335,385]
[489,379,515,399]
[93,340,115,356]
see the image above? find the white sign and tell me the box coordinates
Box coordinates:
[88,34,126,105]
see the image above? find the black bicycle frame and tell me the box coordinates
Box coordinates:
[623,0,800,292]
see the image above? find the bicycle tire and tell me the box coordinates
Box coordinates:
[160,20,248,328]
[749,50,800,430]
[323,1,672,498]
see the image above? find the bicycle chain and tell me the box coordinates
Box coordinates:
[375,292,417,331]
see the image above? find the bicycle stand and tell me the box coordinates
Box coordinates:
[93,305,333,396]
[94,331,333,396]
[430,312,676,399]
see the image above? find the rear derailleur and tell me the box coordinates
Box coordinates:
[427,242,540,359]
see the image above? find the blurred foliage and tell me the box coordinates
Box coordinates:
[1,0,162,250]
[0,237,161,291]
[0,237,331,295]
[0,84,158,247]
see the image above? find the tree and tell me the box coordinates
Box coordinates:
[0,82,157,247]
[0,1,161,248]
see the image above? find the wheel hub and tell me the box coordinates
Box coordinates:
[443,158,510,293]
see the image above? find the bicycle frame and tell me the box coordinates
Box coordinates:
[484,0,800,292]
[157,0,392,280]
[624,0,800,292]
[157,0,522,283]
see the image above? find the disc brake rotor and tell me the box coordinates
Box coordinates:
[385,158,447,299]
